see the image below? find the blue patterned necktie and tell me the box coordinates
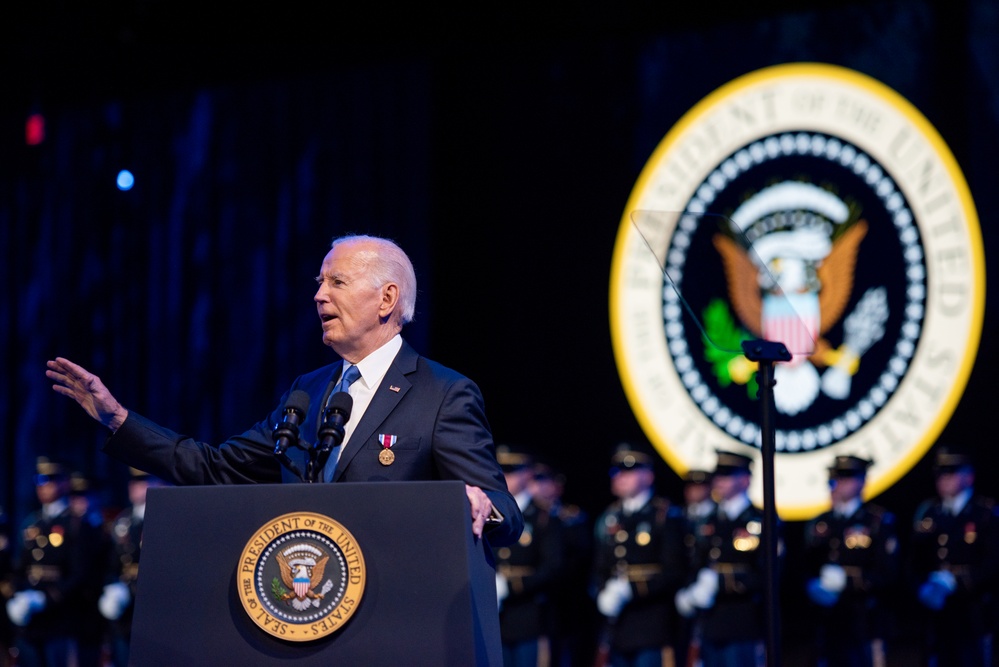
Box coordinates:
[324,364,361,482]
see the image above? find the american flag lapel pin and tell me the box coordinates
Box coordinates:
[389,385,401,392]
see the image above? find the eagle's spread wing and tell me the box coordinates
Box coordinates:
[817,220,868,334]
[713,234,763,337]
[276,552,295,589]
[310,554,330,587]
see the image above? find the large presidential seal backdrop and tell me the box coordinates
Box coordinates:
[610,63,985,520]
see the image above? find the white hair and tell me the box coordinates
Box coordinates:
[330,234,417,324]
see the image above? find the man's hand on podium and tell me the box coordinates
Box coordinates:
[465,484,502,538]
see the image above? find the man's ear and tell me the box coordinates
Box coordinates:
[379,282,400,320]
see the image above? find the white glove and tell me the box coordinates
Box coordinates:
[5,590,46,627]
[807,578,840,607]
[675,568,719,618]
[596,576,633,618]
[929,570,957,593]
[675,587,697,618]
[495,573,508,611]
[819,564,847,593]
[689,568,719,608]
[99,582,132,620]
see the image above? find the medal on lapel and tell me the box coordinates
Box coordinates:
[378,434,397,465]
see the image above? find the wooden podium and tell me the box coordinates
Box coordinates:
[128,481,501,666]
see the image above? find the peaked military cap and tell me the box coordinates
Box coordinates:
[933,448,974,474]
[496,444,534,472]
[610,442,654,474]
[69,471,93,494]
[684,469,712,485]
[713,450,753,476]
[828,455,873,479]
[35,457,69,483]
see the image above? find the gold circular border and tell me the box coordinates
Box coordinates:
[237,511,366,642]
[610,63,985,519]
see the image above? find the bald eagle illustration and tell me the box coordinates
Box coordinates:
[276,551,330,603]
[711,219,871,414]
[713,219,868,358]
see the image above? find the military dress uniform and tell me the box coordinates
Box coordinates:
[0,505,13,667]
[494,497,564,666]
[676,471,715,667]
[103,500,145,666]
[909,477,999,665]
[676,451,774,667]
[690,501,768,657]
[803,496,899,665]
[592,492,686,664]
[9,462,105,667]
[546,498,597,667]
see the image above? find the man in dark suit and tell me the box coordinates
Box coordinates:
[46,234,522,546]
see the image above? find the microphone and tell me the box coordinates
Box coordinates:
[310,392,353,482]
[272,390,310,456]
[320,392,353,449]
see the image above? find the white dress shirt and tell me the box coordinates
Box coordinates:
[335,334,403,462]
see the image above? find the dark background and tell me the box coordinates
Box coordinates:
[2,0,997,660]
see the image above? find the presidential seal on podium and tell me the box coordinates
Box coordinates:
[237,512,366,641]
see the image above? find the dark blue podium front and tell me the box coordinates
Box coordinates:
[130,481,501,666]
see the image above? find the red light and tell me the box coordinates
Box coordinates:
[26,114,45,146]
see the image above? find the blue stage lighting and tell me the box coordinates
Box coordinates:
[116,170,135,191]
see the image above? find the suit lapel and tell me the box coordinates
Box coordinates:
[332,342,417,481]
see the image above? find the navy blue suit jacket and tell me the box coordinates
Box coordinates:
[103,340,522,545]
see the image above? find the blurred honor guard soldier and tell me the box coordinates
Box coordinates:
[682,470,715,536]
[101,468,163,667]
[528,461,596,667]
[5,458,105,667]
[592,443,686,667]
[66,471,108,667]
[802,455,899,667]
[1,505,13,667]
[909,448,999,667]
[493,446,564,667]
[675,450,769,667]
[675,469,715,667]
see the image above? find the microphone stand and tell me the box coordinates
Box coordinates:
[274,443,307,483]
[741,338,790,667]
[307,413,346,483]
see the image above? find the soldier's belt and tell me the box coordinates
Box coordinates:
[27,565,61,584]
[624,564,663,582]
[498,565,536,579]
[121,563,140,583]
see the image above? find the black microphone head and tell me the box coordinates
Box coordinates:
[328,391,353,420]
[285,389,311,416]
